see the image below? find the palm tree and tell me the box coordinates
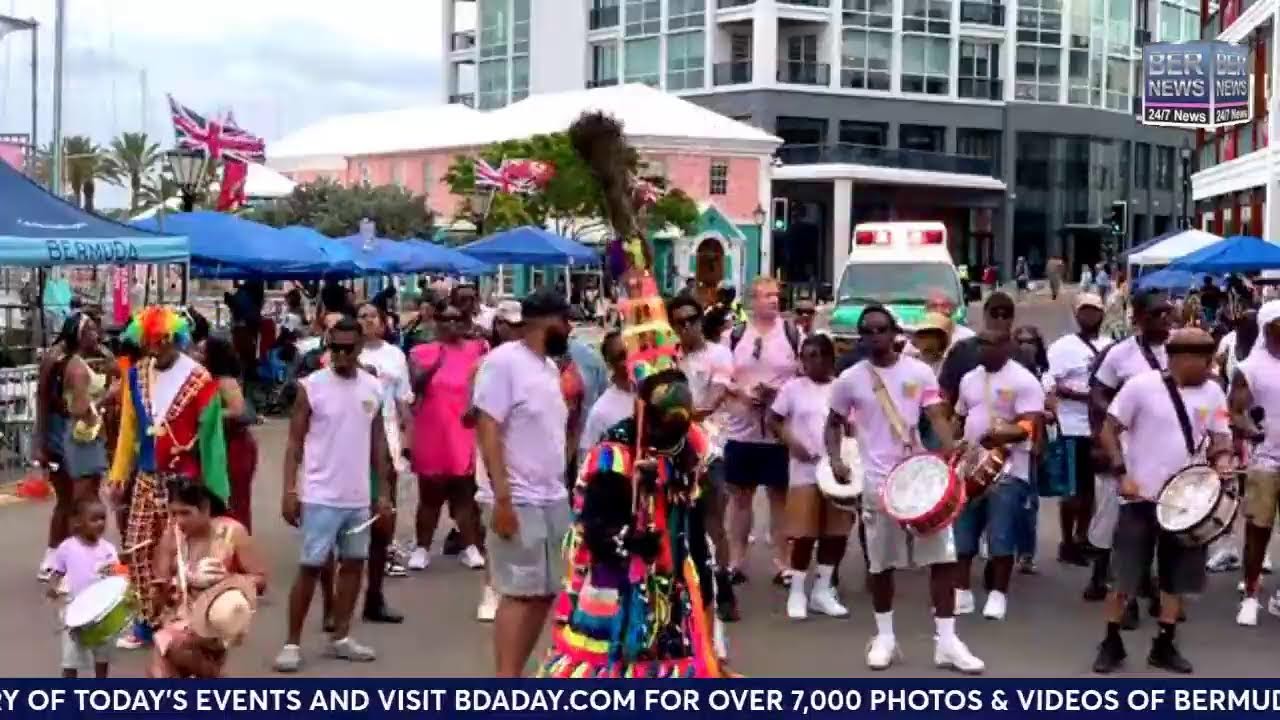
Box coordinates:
[101,132,161,213]
[136,172,178,214]
[62,135,108,211]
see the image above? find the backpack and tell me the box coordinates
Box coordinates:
[729,320,801,358]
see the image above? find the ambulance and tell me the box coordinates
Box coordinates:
[827,221,967,352]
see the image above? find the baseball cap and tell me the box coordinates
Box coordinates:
[1258,299,1280,329]
[495,300,523,325]
[520,289,570,320]
[914,311,953,335]
[1074,292,1104,311]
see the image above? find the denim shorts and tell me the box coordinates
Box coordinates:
[953,478,1030,558]
[300,503,371,567]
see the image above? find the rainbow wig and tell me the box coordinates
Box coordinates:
[122,306,192,350]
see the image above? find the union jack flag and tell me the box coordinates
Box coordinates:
[168,95,265,163]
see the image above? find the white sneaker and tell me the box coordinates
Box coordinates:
[865,634,899,670]
[407,547,430,571]
[1268,590,1280,618]
[1237,597,1261,626]
[476,586,499,623]
[713,618,728,661]
[1265,552,1274,574]
[1206,548,1241,572]
[935,635,985,674]
[809,586,849,618]
[954,589,976,615]
[786,574,808,620]
[37,548,55,582]
[460,545,486,570]
[982,590,1007,621]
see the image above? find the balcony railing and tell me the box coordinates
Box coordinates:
[589,5,620,29]
[958,78,1003,100]
[959,2,1005,25]
[587,77,619,88]
[450,31,476,52]
[1134,27,1151,45]
[448,93,476,108]
[776,142,996,176]
[713,61,752,85]
[717,0,754,7]
[778,61,830,85]
[777,0,830,6]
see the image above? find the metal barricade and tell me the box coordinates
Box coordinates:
[0,364,38,479]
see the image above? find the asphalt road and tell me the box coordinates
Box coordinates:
[5,292,1278,678]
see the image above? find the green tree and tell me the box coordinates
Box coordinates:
[101,132,162,213]
[249,178,434,239]
[444,131,698,240]
[62,135,108,212]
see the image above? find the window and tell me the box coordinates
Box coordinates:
[959,41,1000,99]
[1134,142,1150,188]
[843,0,893,29]
[903,0,951,34]
[421,161,433,195]
[357,161,370,184]
[625,0,661,36]
[1016,0,1062,44]
[1104,57,1130,111]
[1067,0,1104,106]
[592,42,619,84]
[776,116,827,146]
[511,57,530,101]
[624,37,661,86]
[478,59,509,109]
[479,0,509,59]
[902,36,951,94]
[900,124,945,153]
[957,128,1002,175]
[840,28,892,90]
[1154,146,1174,189]
[497,265,516,296]
[1015,45,1060,101]
[668,0,705,30]
[839,120,887,146]
[513,0,530,55]
[666,30,705,90]
[709,160,728,195]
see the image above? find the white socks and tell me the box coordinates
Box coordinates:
[874,611,894,638]
[814,564,835,587]
[935,616,957,641]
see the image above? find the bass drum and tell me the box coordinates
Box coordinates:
[881,453,965,536]
[816,438,863,513]
[1156,464,1240,548]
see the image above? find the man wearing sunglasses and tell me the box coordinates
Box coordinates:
[938,292,1017,407]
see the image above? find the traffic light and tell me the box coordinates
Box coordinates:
[1107,201,1127,237]
[771,197,789,232]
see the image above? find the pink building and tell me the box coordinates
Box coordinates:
[269,85,781,291]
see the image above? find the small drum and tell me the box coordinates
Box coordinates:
[816,438,864,512]
[950,444,1009,500]
[881,453,965,536]
[1156,464,1240,548]
[64,576,136,647]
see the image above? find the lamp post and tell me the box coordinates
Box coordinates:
[469,187,495,239]
[1179,140,1193,230]
[752,202,767,295]
[166,148,207,212]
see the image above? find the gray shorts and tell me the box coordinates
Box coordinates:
[862,499,956,574]
[1111,502,1207,596]
[62,629,112,670]
[481,501,572,598]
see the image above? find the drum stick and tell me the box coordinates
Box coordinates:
[123,538,154,556]
[174,525,190,610]
[344,509,395,536]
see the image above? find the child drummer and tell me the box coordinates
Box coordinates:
[1093,327,1233,675]
[47,498,120,678]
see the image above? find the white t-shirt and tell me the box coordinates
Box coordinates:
[360,340,413,474]
[579,386,636,452]
[956,360,1045,480]
[475,306,496,333]
[1217,331,1249,381]
[770,376,834,487]
[1047,333,1112,436]
[1108,369,1230,500]
[1237,348,1280,470]
[680,342,734,453]
[1093,336,1168,391]
[829,355,941,495]
[951,325,976,343]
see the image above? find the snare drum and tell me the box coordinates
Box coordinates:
[1156,464,1240,548]
[816,438,864,513]
[950,444,1009,500]
[881,454,965,536]
[64,576,136,647]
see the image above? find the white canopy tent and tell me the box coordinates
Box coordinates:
[1127,229,1223,267]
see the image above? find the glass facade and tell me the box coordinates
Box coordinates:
[624,37,661,86]
[667,30,706,90]
[469,0,529,109]
[841,0,893,90]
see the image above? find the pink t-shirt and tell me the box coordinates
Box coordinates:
[955,360,1045,480]
[410,339,487,477]
[726,321,798,443]
[52,536,118,596]
[1108,369,1229,500]
[300,368,383,508]
[830,356,941,495]
[1238,348,1280,469]
[771,376,833,487]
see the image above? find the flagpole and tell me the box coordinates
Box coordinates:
[49,0,64,195]
[28,19,37,174]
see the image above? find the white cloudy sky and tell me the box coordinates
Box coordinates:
[0,0,464,204]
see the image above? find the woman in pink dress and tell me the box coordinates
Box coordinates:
[408,301,488,570]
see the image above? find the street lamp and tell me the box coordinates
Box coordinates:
[752,202,767,294]
[1179,140,1193,230]
[469,187,495,238]
[166,149,207,212]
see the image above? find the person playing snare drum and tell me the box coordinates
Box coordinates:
[47,498,119,678]
[1094,327,1233,675]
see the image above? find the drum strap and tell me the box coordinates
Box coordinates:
[1139,339,1163,371]
[1161,373,1197,457]
[868,368,913,450]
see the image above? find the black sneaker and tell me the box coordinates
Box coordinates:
[1120,599,1140,630]
[1148,637,1193,674]
[1082,582,1108,602]
[363,603,405,624]
[442,528,463,556]
[727,568,747,585]
[1059,542,1089,567]
[715,570,741,622]
[1092,637,1127,674]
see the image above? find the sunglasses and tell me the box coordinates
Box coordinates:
[795,309,815,317]
[987,307,1014,320]
[328,342,358,355]
[752,337,764,360]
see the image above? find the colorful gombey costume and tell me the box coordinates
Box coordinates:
[110,307,229,627]
[538,111,724,679]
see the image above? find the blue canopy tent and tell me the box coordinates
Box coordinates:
[336,234,496,275]
[0,159,187,266]
[132,211,334,279]
[459,226,599,266]
[1134,268,1214,295]
[403,240,495,276]
[1167,235,1280,274]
